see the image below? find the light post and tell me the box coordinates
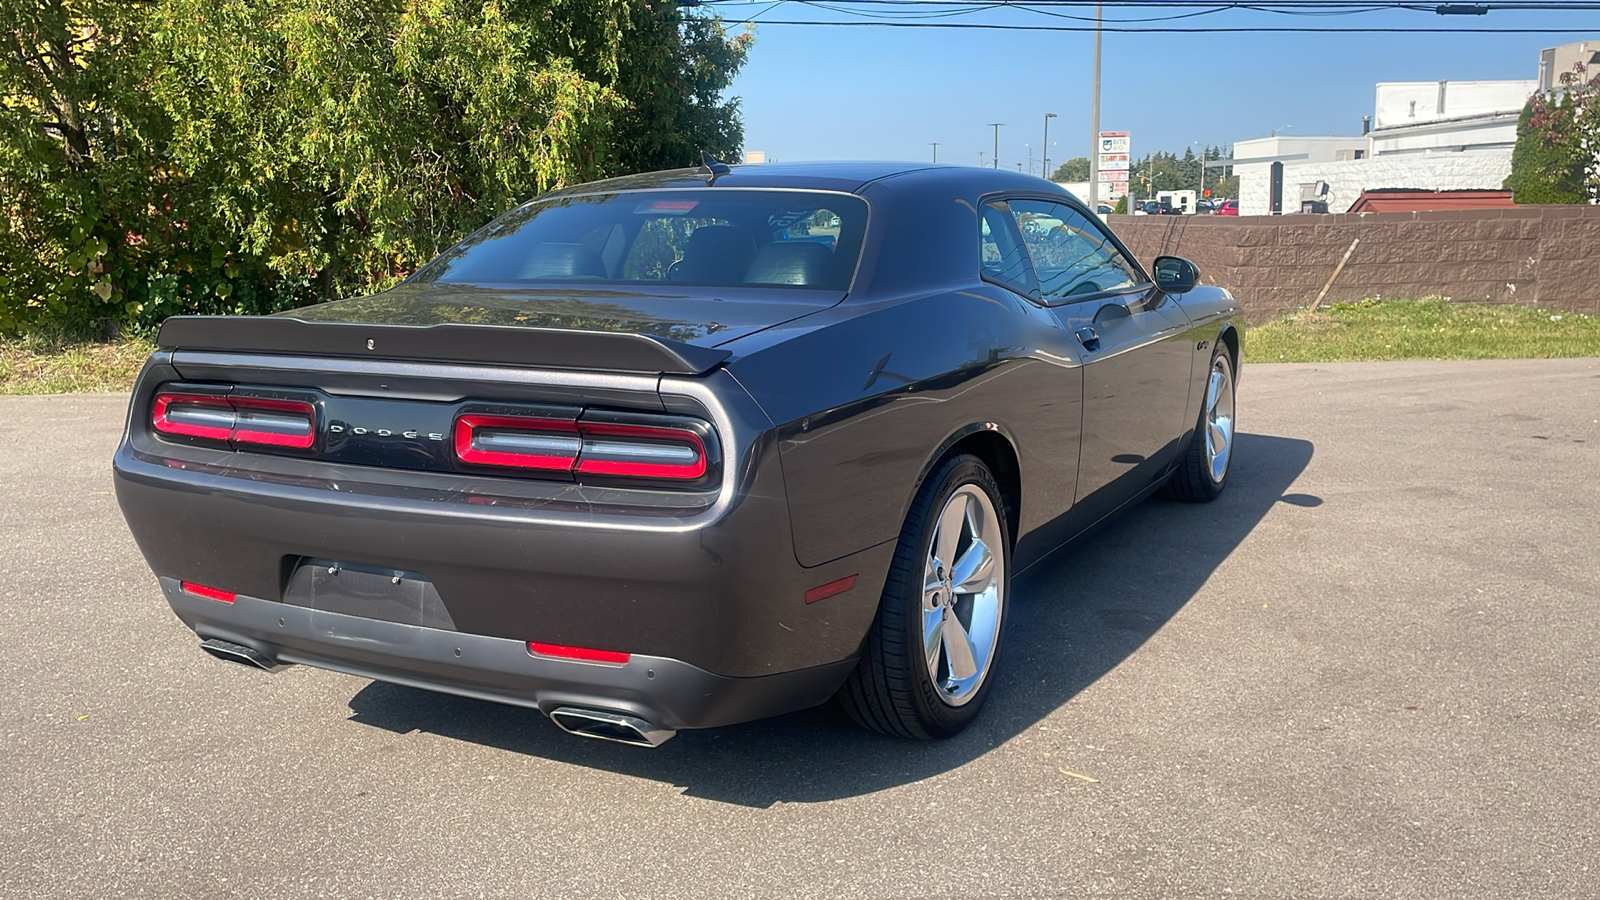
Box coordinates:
[1026,143,1032,176]
[930,142,940,163]
[987,123,1004,169]
[1087,2,1103,208]
[1042,112,1057,181]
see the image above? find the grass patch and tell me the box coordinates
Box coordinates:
[1245,298,1600,364]
[0,331,155,395]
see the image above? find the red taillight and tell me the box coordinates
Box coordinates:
[230,397,317,448]
[152,393,234,441]
[527,642,630,665]
[181,581,236,603]
[574,421,708,480]
[452,411,710,483]
[152,392,315,449]
[454,414,580,471]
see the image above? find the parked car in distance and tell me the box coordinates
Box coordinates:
[114,161,1243,748]
[1215,199,1240,216]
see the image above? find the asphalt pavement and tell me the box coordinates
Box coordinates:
[1,358,1596,899]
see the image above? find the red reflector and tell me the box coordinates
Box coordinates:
[804,574,858,604]
[527,642,630,665]
[181,582,236,603]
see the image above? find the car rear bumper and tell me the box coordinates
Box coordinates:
[161,578,857,731]
[115,438,891,678]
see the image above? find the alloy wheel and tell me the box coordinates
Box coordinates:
[1205,354,1235,484]
[921,484,1005,706]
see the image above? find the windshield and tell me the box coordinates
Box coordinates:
[418,189,869,292]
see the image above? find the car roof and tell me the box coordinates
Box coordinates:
[541,161,1075,199]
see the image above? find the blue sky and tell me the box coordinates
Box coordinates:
[717,2,1600,171]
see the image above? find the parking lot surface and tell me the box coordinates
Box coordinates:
[2,358,1596,899]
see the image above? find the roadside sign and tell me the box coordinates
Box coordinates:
[1097,132,1130,200]
[1099,132,1130,154]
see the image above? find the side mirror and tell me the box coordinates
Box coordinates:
[1153,256,1201,293]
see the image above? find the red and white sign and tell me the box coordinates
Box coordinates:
[1097,132,1131,200]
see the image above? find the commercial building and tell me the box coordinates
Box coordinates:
[1232,41,1592,215]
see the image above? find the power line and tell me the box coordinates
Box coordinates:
[701,0,1600,8]
[707,18,1600,32]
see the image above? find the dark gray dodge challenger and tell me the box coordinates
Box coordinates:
[114,160,1242,747]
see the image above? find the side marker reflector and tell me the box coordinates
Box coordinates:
[181,582,236,604]
[804,574,858,604]
[527,642,630,665]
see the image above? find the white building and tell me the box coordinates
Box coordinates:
[1228,46,1582,214]
[1233,136,1371,215]
[1368,80,1533,156]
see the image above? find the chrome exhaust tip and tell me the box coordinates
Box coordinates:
[199,638,290,673]
[549,707,676,748]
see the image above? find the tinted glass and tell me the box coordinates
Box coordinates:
[418,190,868,291]
[1007,199,1143,302]
[979,202,1037,297]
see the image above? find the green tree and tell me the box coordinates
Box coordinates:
[0,0,752,334]
[1504,67,1596,204]
[1050,156,1089,182]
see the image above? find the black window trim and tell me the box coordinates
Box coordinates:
[980,190,1155,309]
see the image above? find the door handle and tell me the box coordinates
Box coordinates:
[1075,326,1101,352]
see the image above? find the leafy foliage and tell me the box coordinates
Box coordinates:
[1504,64,1598,205]
[0,0,750,335]
[1126,145,1237,202]
[1049,156,1089,182]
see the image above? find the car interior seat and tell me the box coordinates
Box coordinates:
[743,242,834,286]
[673,225,757,283]
[518,242,608,280]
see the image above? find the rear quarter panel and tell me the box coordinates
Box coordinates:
[725,285,1086,568]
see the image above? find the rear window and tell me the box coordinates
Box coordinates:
[417,190,868,292]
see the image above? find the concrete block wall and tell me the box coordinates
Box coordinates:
[1108,205,1600,323]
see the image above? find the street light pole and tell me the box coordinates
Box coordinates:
[1088,2,1102,208]
[1042,112,1057,181]
[930,142,940,163]
[988,123,1004,169]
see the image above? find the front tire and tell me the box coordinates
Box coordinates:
[838,453,1011,739]
[1167,345,1236,503]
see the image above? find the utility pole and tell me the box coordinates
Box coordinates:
[1088,2,1102,208]
[987,123,1004,169]
[1043,112,1057,181]
[930,142,940,163]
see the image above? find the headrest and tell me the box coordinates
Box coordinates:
[674,225,757,283]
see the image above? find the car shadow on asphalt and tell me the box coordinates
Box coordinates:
[345,432,1315,807]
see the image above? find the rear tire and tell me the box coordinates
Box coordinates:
[1167,345,1236,503]
[837,453,1011,739]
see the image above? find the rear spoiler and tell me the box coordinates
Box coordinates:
[156,316,731,376]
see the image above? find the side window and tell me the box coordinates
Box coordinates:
[1006,199,1143,303]
[979,201,1037,298]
